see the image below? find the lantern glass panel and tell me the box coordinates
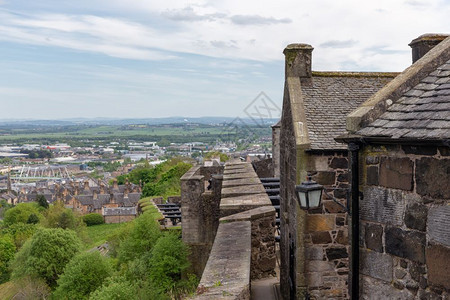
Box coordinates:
[308,189,322,208]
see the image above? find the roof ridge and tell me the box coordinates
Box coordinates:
[312,71,399,78]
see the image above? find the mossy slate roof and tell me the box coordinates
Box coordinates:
[302,74,395,150]
[358,59,450,140]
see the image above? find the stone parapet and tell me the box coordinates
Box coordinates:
[220,206,277,279]
[193,221,252,300]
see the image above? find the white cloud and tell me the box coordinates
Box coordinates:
[1,0,449,69]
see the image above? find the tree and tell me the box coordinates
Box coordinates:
[11,228,82,288]
[0,223,37,248]
[117,211,162,263]
[148,233,190,295]
[89,276,137,300]
[53,252,112,299]
[0,235,15,283]
[42,200,84,231]
[3,203,42,226]
[35,194,49,209]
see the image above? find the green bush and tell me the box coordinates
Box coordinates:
[89,276,137,300]
[83,213,104,226]
[11,228,82,288]
[148,233,190,295]
[53,252,112,299]
[117,212,162,263]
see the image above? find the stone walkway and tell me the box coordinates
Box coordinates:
[251,242,281,300]
[251,277,280,300]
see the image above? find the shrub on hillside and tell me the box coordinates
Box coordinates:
[83,213,104,226]
[89,276,137,300]
[53,252,112,299]
[0,235,15,283]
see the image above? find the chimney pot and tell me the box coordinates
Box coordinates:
[409,34,449,63]
[283,43,314,79]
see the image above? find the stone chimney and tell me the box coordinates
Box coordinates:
[84,180,90,191]
[283,43,314,80]
[409,34,448,63]
[113,178,119,190]
[99,182,105,194]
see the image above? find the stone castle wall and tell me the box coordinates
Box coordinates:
[358,144,450,299]
[181,165,223,277]
[304,152,350,299]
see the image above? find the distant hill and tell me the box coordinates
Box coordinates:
[0,117,280,127]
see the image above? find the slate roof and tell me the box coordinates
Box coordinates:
[302,73,396,150]
[103,207,136,216]
[358,59,450,140]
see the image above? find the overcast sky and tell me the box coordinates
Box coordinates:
[0,0,448,120]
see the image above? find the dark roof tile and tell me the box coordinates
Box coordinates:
[358,59,450,140]
[302,75,393,150]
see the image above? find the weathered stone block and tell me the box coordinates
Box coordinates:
[306,214,335,232]
[337,172,349,183]
[361,276,414,299]
[329,157,348,169]
[360,250,393,282]
[323,200,346,213]
[305,260,334,272]
[364,222,383,253]
[305,246,324,260]
[333,187,348,199]
[426,244,450,290]
[404,203,427,232]
[428,206,450,247]
[311,231,332,244]
[360,186,405,226]
[379,157,414,191]
[385,226,426,263]
[314,171,336,185]
[306,272,323,288]
[416,157,450,199]
[366,166,379,185]
[336,230,348,245]
[326,247,348,260]
[409,262,425,282]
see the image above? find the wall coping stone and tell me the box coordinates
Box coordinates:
[220,206,276,223]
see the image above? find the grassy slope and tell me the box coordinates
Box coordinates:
[84,222,126,250]
[0,281,19,300]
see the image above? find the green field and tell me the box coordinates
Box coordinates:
[0,123,271,145]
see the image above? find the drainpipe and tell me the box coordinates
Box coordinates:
[348,142,360,299]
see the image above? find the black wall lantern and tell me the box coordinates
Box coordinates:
[295,176,323,209]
